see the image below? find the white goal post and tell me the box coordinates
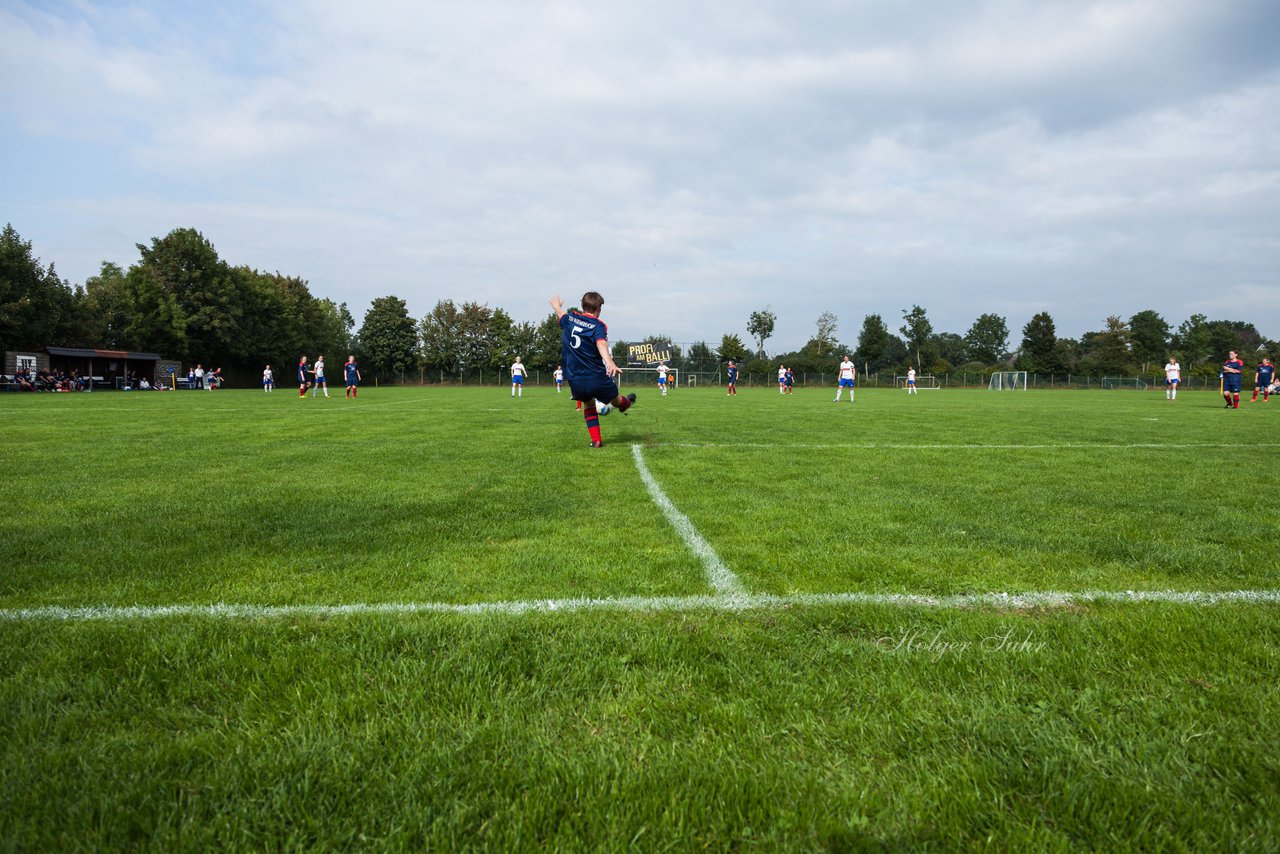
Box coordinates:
[988,371,1028,390]
[616,366,678,389]
[895,374,941,389]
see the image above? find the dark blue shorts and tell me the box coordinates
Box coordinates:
[569,377,619,404]
[1224,376,1242,392]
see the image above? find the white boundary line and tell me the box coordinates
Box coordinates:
[654,442,1280,450]
[7,396,434,416]
[3,589,1278,622]
[631,444,745,595]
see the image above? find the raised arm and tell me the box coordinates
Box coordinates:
[549,294,567,320]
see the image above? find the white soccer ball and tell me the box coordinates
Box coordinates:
[597,402,612,417]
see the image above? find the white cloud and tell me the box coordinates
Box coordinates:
[2,0,1277,348]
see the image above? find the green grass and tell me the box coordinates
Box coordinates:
[1,385,1278,850]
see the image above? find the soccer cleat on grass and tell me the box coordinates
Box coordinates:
[620,392,637,414]
[590,439,603,448]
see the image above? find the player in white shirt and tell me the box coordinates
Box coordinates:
[510,357,526,397]
[554,365,564,393]
[1164,358,1181,401]
[834,356,856,403]
[657,362,669,396]
[906,367,918,395]
[313,356,328,397]
[778,365,787,394]
[263,365,273,392]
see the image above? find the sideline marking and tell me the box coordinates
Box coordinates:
[4,589,1279,622]
[654,442,1280,451]
[631,444,745,595]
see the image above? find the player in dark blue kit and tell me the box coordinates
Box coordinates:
[344,355,361,399]
[1222,350,1244,409]
[297,356,311,398]
[726,360,738,396]
[550,291,636,448]
[1251,357,1273,403]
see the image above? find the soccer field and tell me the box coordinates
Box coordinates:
[2,386,1278,849]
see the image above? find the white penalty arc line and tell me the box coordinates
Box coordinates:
[3,589,1280,622]
[631,444,745,596]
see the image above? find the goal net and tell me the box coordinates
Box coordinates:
[617,366,678,389]
[895,375,940,389]
[1101,377,1149,390]
[988,371,1028,390]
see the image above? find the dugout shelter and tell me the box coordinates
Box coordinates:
[3,347,165,389]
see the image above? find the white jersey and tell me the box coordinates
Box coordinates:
[907,369,916,382]
[263,368,273,382]
[778,368,787,381]
[511,363,526,378]
[1165,362,1180,381]
[657,365,668,380]
[839,360,854,379]
[314,359,325,378]
[554,368,563,381]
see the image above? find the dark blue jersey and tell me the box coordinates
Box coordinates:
[344,361,359,383]
[297,362,310,383]
[559,311,609,382]
[1223,358,1244,375]
[727,366,738,382]
[1257,364,1274,384]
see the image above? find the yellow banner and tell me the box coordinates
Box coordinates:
[625,341,673,366]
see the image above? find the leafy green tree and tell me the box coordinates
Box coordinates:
[1054,338,1082,373]
[853,314,891,369]
[1204,320,1263,360]
[900,305,933,366]
[881,335,910,371]
[80,262,134,350]
[533,313,562,370]
[1172,314,1208,366]
[612,340,630,365]
[360,295,418,380]
[0,223,78,352]
[311,298,354,364]
[1081,316,1133,375]
[687,341,714,370]
[930,332,967,370]
[122,263,187,358]
[717,333,749,362]
[786,333,848,374]
[1128,310,1170,368]
[1019,311,1061,373]
[456,302,493,369]
[486,307,515,368]
[812,311,839,357]
[226,267,290,370]
[502,321,539,371]
[747,309,776,357]
[132,228,240,364]
[270,273,322,365]
[420,299,463,372]
[963,313,1009,364]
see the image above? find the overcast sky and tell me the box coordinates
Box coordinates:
[2,0,1277,351]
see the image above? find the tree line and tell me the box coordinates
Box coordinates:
[3,223,1272,383]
